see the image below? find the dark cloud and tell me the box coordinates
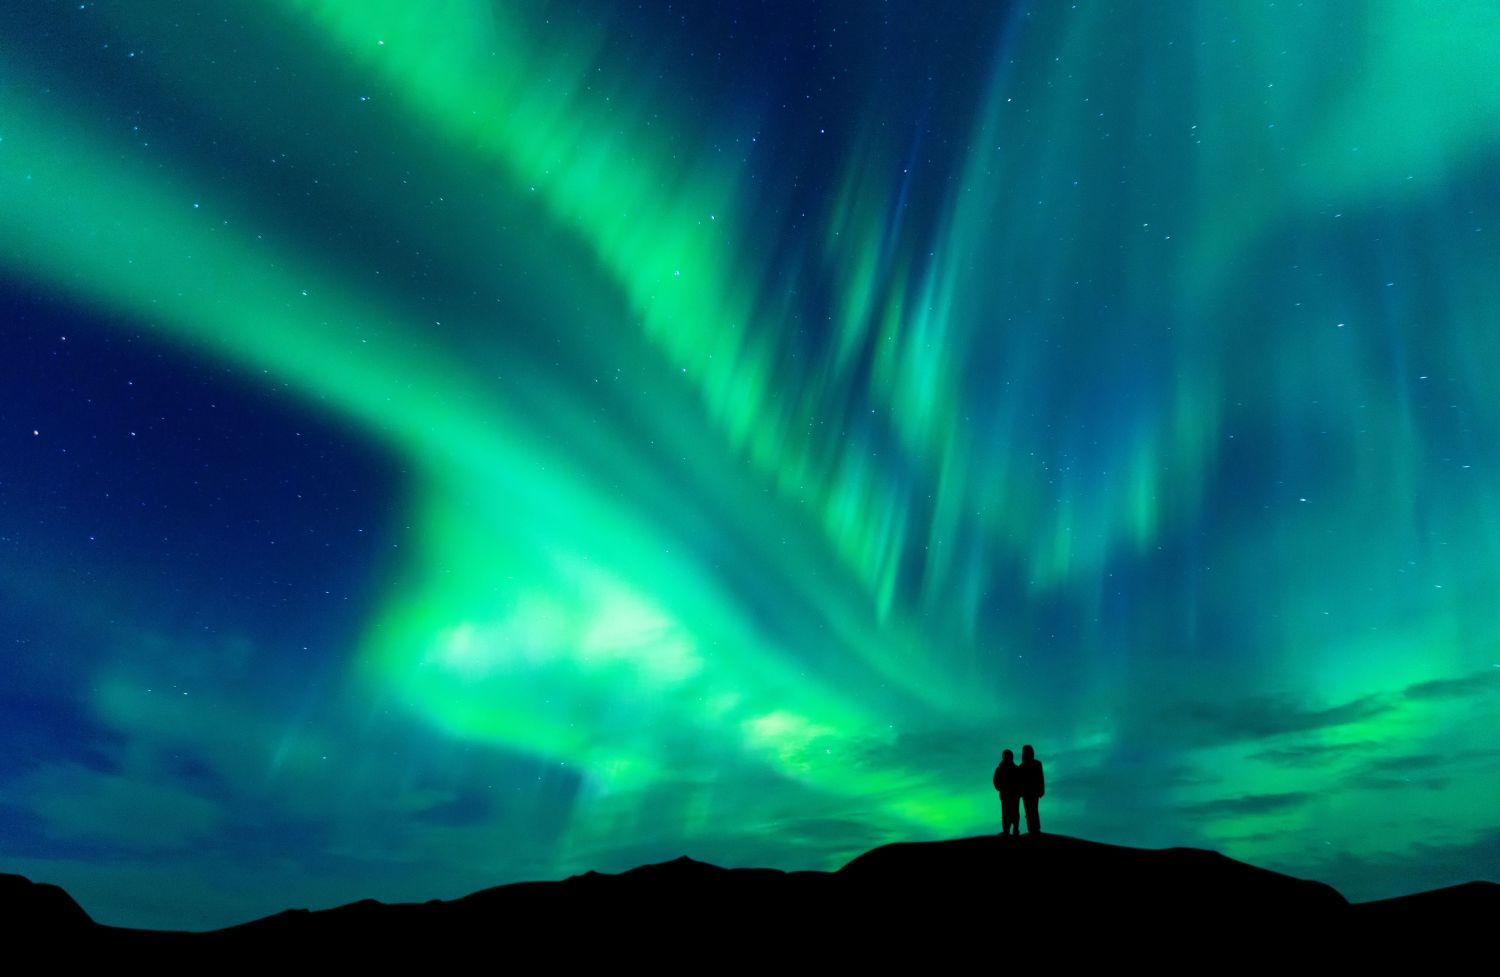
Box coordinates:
[1180,791,1315,820]
[772,816,893,851]
[1342,773,1450,792]
[1335,746,1500,793]
[1148,669,1499,756]
[1160,693,1390,747]
[411,789,495,827]
[1248,740,1380,766]
[1363,754,1437,774]
[1400,669,1500,702]
[14,761,224,852]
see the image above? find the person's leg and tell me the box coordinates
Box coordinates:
[1024,797,1041,833]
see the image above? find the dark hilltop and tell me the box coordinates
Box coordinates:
[5,835,1495,964]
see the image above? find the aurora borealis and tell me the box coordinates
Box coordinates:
[3,0,1498,929]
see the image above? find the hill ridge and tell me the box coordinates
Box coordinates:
[5,834,1496,959]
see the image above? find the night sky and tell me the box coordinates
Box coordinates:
[3,1,1499,930]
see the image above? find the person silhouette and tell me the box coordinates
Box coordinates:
[1020,744,1045,834]
[992,749,1021,835]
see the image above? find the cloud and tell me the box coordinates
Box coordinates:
[409,789,496,827]
[1160,693,1391,747]
[1212,830,1289,845]
[1360,751,1488,774]
[1180,791,1315,820]
[1400,669,1500,702]
[1334,746,1500,793]
[1247,740,1380,766]
[1153,668,1500,755]
[16,762,222,851]
[1342,772,1450,792]
[770,816,895,851]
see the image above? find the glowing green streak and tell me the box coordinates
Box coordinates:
[0,60,983,841]
[278,1,1012,672]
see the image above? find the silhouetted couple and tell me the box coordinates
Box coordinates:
[992,744,1044,835]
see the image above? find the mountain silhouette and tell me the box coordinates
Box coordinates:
[0,872,93,932]
[6,835,1496,962]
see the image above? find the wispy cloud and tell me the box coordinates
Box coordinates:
[1160,693,1390,747]
[1181,791,1315,820]
[1248,740,1380,766]
[1400,669,1500,702]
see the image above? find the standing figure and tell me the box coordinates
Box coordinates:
[1020,744,1045,834]
[992,749,1021,835]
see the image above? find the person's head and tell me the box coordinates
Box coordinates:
[1022,744,1035,761]
[1002,749,1014,762]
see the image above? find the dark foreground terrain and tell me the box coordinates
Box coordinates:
[5,835,1495,963]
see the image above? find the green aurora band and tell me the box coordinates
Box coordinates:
[1,0,1498,928]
